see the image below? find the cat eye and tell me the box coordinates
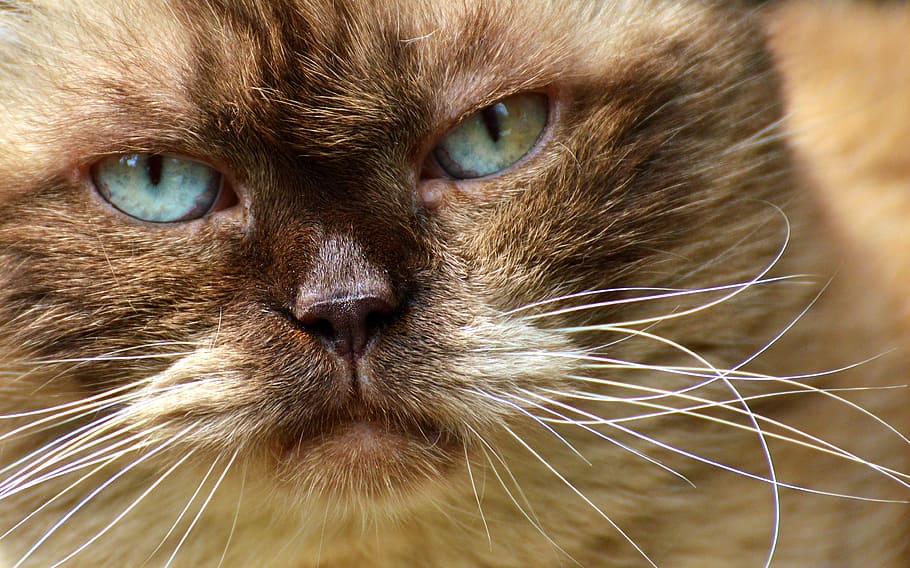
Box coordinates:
[431,93,548,179]
[90,154,232,223]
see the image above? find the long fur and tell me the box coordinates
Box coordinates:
[0,0,908,566]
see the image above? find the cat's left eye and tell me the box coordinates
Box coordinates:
[90,154,234,223]
[429,93,549,180]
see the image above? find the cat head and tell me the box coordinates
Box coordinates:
[0,0,802,511]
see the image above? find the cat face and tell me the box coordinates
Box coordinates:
[1,0,883,565]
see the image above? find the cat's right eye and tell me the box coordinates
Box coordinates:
[90,154,235,223]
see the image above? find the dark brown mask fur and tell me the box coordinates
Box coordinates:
[0,1,907,566]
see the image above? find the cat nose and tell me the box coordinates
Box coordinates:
[292,292,397,360]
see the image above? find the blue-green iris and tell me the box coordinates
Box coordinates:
[92,154,223,223]
[433,93,548,179]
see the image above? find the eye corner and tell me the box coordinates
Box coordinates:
[209,175,240,214]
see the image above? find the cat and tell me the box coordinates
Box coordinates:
[0,0,908,566]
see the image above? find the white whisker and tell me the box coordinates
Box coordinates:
[513,275,805,321]
[0,410,131,479]
[48,450,197,567]
[507,388,694,487]
[163,449,238,568]
[11,425,195,568]
[528,389,908,502]
[463,424,564,556]
[0,452,123,541]
[217,463,244,568]
[0,381,147,422]
[567,207,791,333]
[500,423,659,568]
[0,420,166,499]
[571,386,910,488]
[549,320,784,562]
[145,454,223,565]
[469,389,590,465]
[463,441,492,550]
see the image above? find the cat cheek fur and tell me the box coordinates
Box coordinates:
[0,1,909,567]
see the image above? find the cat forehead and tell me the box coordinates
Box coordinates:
[1,0,739,172]
[176,2,583,156]
[158,0,721,149]
[168,0,704,86]
[172,0,579,107]
[2,0,579,156]
[3,0,732,102]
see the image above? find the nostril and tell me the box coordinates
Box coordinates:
[292,294,397,360]
[300,317,337,343]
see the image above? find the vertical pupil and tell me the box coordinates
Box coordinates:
[481,104,504,143]
[146,154,163,186]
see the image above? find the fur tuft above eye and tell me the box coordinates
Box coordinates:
[90,154,236,223]
[428,93,548,179]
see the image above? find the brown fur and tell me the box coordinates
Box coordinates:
[0,0,907,566]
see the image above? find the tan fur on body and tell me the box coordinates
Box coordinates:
[0,1,908,566]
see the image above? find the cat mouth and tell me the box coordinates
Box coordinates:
[287,363,454,457]
[306,419,444,459]
[300,413,447,450]
[273,409,460,497]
